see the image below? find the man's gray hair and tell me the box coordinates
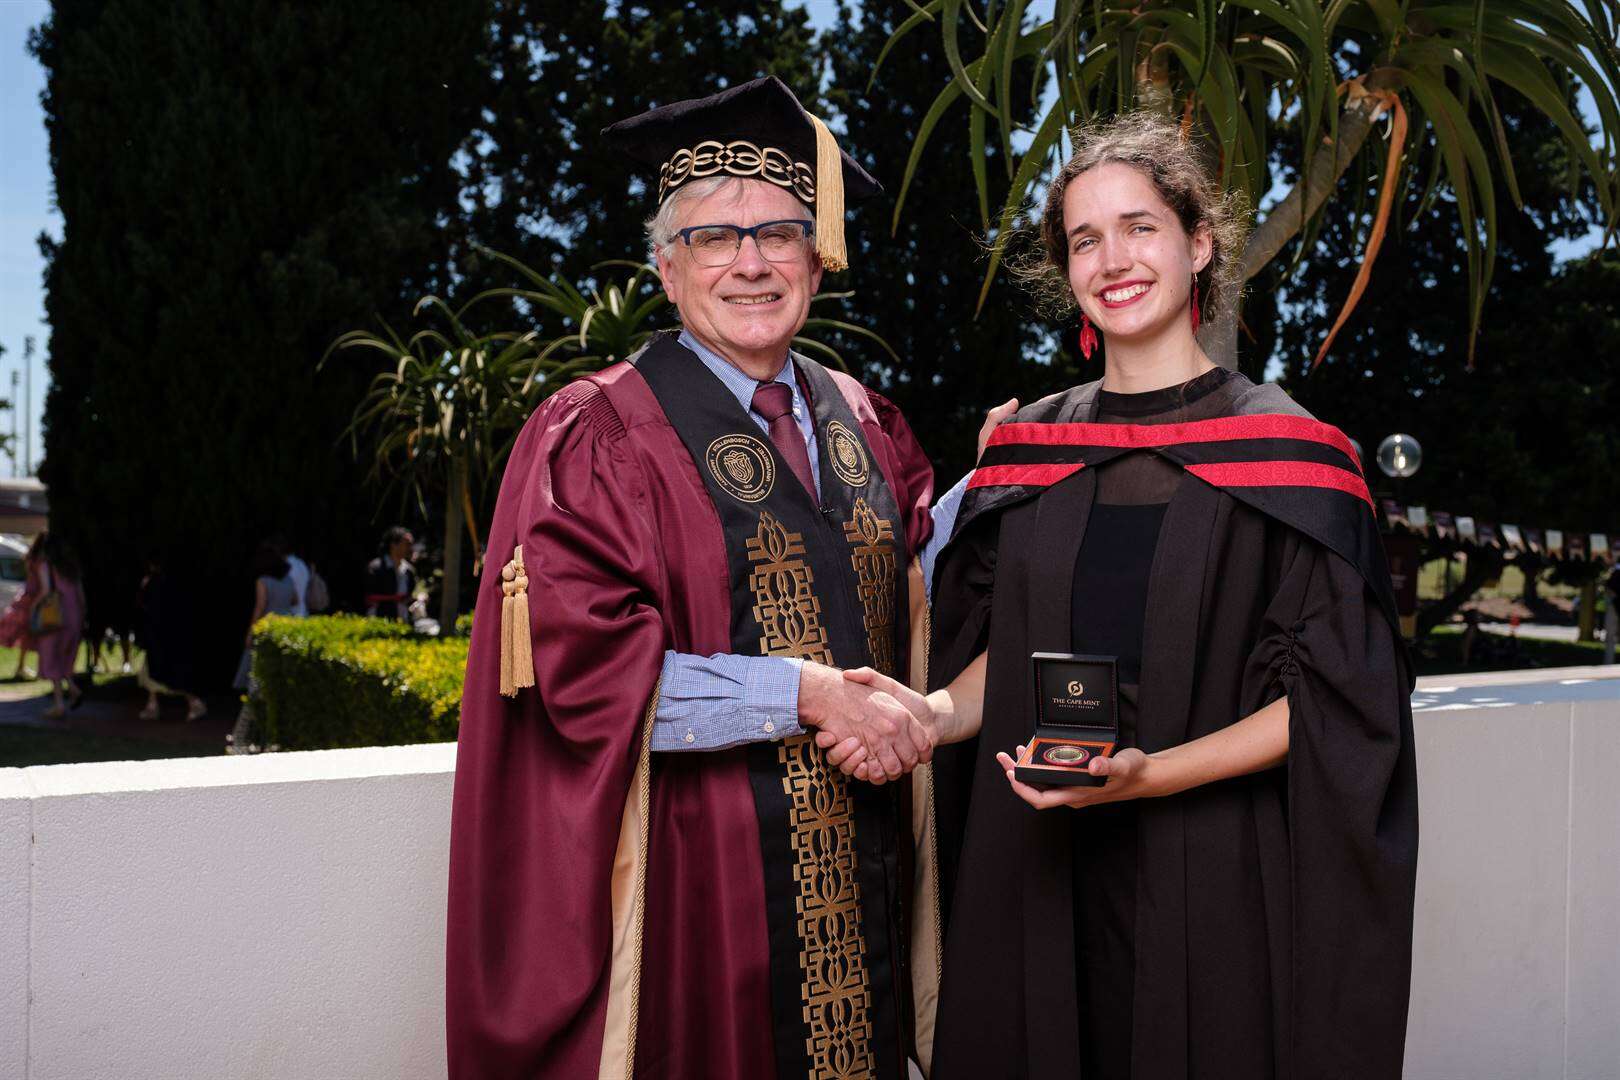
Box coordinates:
[643,176,815,261]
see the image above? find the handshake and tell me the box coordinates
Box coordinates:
[798,661,943,785]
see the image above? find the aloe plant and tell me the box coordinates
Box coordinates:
[882,0,1620,368]
[324,297,550,629]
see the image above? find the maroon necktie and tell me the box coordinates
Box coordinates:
[751,381,816,499]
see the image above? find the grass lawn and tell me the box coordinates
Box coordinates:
[1412,626,1607,677]
[0,640,144,693]
[0,725,216,768]
[1414,558,1598,606]
[0,641,226,768]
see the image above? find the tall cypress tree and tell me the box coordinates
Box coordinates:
[32,0,486,682]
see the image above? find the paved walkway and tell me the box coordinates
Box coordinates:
[1481,621,1591,643]
[0,676,233,750]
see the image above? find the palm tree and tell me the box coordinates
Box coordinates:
[326,297,550,629]
[882,0,1620,367]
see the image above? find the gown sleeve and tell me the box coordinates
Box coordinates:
[924,511,1002,927]
[446,383,669,1078]
[866,387,935,555]
[928,512,998,692]
[1243,534,1419,1079]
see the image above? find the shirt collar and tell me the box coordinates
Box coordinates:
[678,330,799,415]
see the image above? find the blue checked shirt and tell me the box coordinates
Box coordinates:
[652,330,967,752]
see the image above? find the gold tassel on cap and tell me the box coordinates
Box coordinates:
[499,545,535,698]
[807,113,848,272]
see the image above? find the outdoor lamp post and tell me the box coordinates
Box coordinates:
[1376,434,1423,640]
[1376,433,1422,479]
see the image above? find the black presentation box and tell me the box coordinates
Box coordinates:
[1012,652,1119,788]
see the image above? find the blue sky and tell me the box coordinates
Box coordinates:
[0,0,1604,478]
[0,0,52,478]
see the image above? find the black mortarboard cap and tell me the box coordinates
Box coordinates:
[601,76,880,271]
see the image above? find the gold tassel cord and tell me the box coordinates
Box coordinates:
[807,113,848,272]
[499,545,535,698]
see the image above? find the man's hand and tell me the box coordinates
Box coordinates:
[977,398,1019,462]
[798,661,932,785]
[813,666,943,783]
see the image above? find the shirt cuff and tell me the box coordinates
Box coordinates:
[650,651,804,752]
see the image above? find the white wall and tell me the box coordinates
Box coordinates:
[0,745,455,1080]
[0,669,1616,1080]
[1405,667,1620,1080]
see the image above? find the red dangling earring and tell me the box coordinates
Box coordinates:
[1079,313,1098,359]
[1190,277,1201,332]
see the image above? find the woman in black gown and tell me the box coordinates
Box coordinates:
[823,113,1418,1078]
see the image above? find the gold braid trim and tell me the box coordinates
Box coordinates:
[597,679,659,1080]
[780,731,875,1078]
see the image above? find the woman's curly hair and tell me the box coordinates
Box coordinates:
[1017,111,1249,324]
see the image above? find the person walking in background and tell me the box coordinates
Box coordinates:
[364,526,415,621]
[0,549,39,681]
[233,541,301,690]
[269,533,312,617]
[31,533,87,719]
[135,556,207,722]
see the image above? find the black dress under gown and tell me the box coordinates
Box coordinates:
[1069,368,1243,1078]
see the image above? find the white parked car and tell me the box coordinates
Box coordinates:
[0,535,29,611]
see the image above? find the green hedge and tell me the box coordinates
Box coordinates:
[251,615,469,750]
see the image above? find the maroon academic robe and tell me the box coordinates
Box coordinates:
[446,352,933,1079]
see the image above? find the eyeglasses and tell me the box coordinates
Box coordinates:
[674,219,814,268]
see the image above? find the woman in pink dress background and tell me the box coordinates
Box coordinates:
[29,534,86,718]
[0,547,39,680]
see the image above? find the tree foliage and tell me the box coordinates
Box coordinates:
[1278,93,1619,534]
[821,0,1066,479]
[30,0,1620,675]
[885,0,1620,368]
[454,0,822,293]
[31,0,486,682]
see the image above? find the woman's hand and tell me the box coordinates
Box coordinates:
[993,746,1162,810]
[977,398,1019,462]
[799,662,931,785]
[814,666,940,783]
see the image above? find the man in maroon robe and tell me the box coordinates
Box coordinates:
[447,77,942,1079]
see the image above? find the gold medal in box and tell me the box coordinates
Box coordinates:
[1013,652,1119,788]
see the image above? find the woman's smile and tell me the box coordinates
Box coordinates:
[1098,280,1154,308]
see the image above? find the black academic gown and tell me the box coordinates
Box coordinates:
[927,378,1419,1080]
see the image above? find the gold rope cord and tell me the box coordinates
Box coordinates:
[623,685,657,1080]
[597,680,659,1080]
[842,498,897,678]
[906,577,943,1077]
